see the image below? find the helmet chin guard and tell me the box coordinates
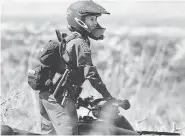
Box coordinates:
[89,24,105,40]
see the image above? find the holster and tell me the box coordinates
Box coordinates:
[51,69,82,107]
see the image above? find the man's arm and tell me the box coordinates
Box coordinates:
[75,39,112,99]
[83,65,112,99]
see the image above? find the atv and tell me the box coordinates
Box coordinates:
[1,96,180,135]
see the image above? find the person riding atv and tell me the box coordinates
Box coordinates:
[28,0,131,135]
[38,0,131,135]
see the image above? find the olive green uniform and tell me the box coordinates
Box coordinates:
[39,32,112,135]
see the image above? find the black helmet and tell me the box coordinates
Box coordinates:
[67,0,110,40]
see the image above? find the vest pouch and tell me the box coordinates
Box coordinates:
[28,64,51,90]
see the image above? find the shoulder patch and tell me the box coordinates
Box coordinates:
[81,42,91,53]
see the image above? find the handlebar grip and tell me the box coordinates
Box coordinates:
[120,99,130,110]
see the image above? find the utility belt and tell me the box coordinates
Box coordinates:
[50,69,82,107]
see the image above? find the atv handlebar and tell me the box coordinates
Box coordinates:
[76,96,130,110]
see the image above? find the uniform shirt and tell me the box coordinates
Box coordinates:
[65,32,112,99]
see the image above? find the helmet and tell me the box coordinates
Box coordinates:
[67,0,110,40]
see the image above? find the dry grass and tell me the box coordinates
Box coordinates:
[1,19,185,134]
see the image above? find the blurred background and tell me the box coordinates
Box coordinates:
[1,0,185,134]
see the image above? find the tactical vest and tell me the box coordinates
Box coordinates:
[28,32,82,90]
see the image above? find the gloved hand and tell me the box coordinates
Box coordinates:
[105,96,131,110]
[120,99,131,110]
